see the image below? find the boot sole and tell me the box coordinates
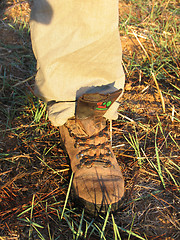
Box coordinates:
[71,186,124,216]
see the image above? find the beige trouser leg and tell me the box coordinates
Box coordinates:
[30,0,125,126]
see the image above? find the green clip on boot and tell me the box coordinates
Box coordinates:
[59,89,124,214]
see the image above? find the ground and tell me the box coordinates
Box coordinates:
[0,0,179,239]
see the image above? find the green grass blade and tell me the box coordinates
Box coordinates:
[128,213,136,240]
[155,126,165,188]
[37,156,65,179]
[61,172,73,219]
[76,209,84,239]
[112,214,122,240]
[167,158,180,171]
[170,83,180,91]
[156,114,167,146]
[32,225,46,240]
[169,133,180,150]
[100,205,111,239]
[164,167,180,192]
[93,223,106,240]
[30,194,35,220]
[17,206,34,217]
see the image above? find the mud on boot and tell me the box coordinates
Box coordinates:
[59,89,124,215]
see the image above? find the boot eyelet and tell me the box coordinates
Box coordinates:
[76,164,81,169]
[109,151,113,157]
[86,163,92,168]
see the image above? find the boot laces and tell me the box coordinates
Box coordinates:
[65,124,113,169]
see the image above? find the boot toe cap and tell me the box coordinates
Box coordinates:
[72,171,124,214]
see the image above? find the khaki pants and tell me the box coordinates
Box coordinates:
[30,0,125,126]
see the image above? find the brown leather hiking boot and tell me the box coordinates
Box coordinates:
[59,89,124,214]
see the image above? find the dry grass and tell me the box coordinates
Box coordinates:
[0,0,180,239]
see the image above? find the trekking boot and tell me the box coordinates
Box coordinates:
[59,89,124,214]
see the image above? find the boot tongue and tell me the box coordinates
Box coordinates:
[76,89,123,119]
[76,117,106,136]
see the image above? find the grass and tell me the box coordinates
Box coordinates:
[0,0,180,239]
